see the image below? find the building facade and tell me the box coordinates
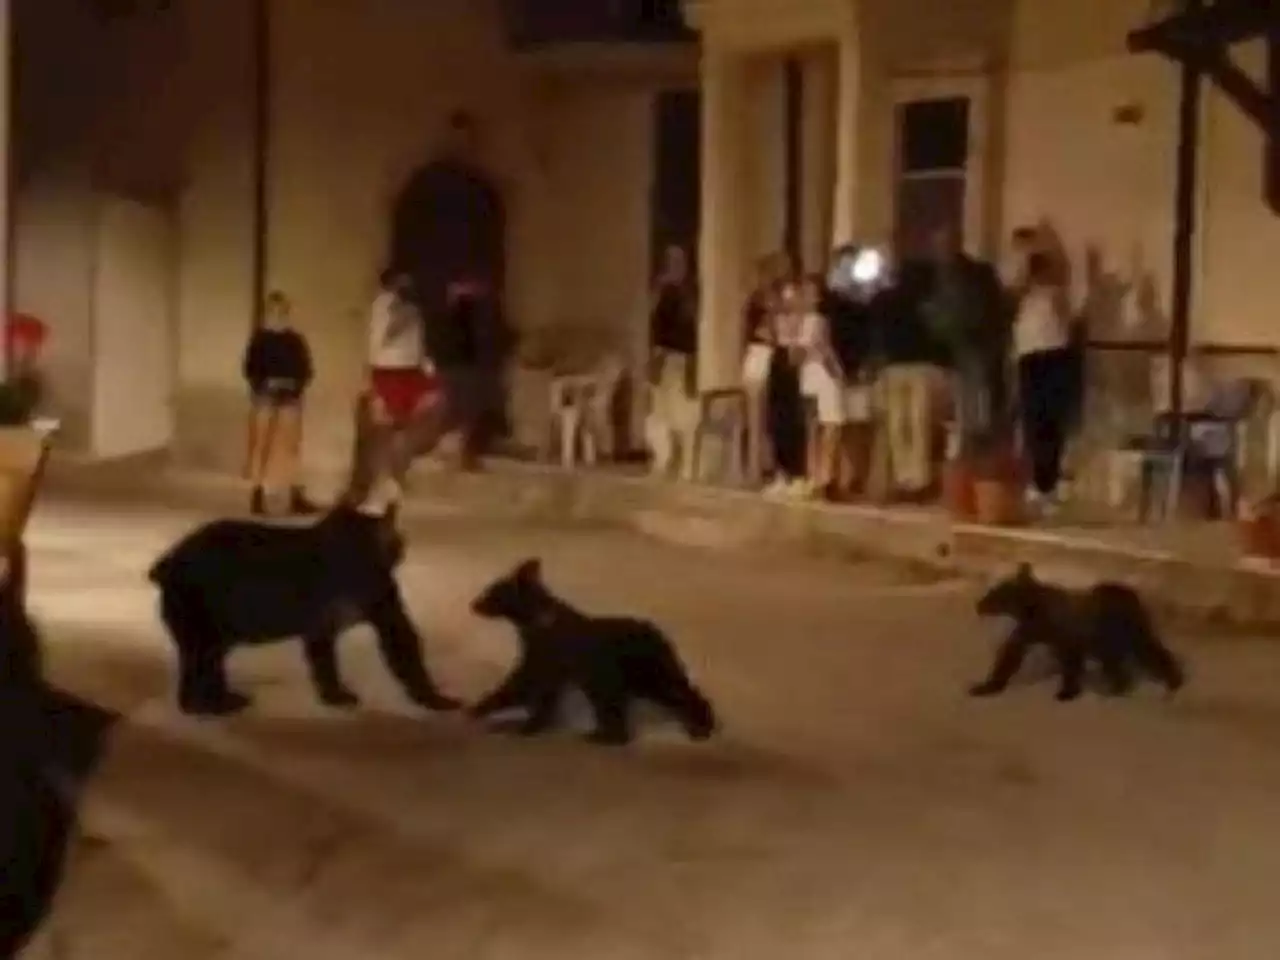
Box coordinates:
[687,0,1280,416]
[9,0,697,477]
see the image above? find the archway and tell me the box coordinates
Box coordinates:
[387,157,511,441]
[388,159,506,316]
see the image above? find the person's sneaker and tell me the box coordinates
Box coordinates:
[250,486,267,516]
[787,478,813,499]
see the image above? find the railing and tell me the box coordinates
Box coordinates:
[499,0,694,48]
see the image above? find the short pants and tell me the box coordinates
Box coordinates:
[369,367,439,425]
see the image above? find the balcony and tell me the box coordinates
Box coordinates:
[500,0,694,49]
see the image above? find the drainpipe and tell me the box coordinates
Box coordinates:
[250,0,268,327]
[1166,0,1204,425]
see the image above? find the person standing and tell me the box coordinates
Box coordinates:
[868,258,947,500]
[241,291,317,516]
[763,280,808,497]
[796,274,846,499]
[346,270,442,509]
[1012,252,1074,511]
[649,244,698,395]
[924,226,1009,451]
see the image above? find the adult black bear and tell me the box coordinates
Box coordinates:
[149,504,459,716]
[468,558,716,745]
[970,563,1185,701]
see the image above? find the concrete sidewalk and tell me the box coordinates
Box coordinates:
[42,452,1280,629]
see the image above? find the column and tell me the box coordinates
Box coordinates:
[0,0,10,379]
[696,47,746,391]
[829,9,862,248]
[799,47,836,271]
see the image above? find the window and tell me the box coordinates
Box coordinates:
[893,96,971,258]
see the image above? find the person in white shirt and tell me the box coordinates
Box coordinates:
[346,270,445,510]
[1013,252,1073,508]
[795,274,846,498]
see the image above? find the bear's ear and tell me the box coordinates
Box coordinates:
[1015,562,1033,581]
[514,558,542,583]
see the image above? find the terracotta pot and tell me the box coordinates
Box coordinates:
[942,461,977,520]
[1239,514,1280,559]
[973,477,1023,526]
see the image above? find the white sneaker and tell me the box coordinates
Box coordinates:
[788,479,813,499]
[763,478,789,499]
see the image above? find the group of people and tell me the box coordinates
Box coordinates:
[241,269,510,517]
[727,222,1083,510]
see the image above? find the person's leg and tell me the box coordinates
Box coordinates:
[1039,348,1072,497]
[881,367,908,493]
[271,403,318,514]
[1019,352,1055,497]
[246,402,278,514]
[906,364,936,495]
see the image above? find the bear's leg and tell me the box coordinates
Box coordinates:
[161,591,248,716]
[969,627,1032,697]
[301,624,360,708]
[469,659,536,719]
[1131,631,1185,694]
[1094,640,1134,696]
[582,674,632,746]
[1053,644,1085,701]
[365,592,460,711]
[639,657,716,741]
[516,675,563,737]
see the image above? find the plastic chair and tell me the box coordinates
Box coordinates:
[1126,379,1259,521]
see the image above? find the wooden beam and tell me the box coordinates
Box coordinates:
[1203,48,1271,128]
[1268,29,1279,213]
[1128,0,1271,55]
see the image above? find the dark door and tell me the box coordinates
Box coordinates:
[390,160,506,316]
[650,89,701,276]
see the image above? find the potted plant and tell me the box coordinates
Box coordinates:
[1239,494,1280,561]
[969,430,1024,526]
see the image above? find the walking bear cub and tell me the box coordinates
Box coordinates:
[468,558,716,745]
[149,504,459,716]
[971,563,1185,702]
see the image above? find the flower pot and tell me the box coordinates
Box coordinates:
[942,460,977,520]
[1239,513,1280,560]
[973,477,1023,526]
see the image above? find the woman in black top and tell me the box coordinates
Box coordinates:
[649,244,698,393]
[242,291,317,515]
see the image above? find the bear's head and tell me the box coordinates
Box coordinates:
[471,557,548,623]
[975,563,1041,619]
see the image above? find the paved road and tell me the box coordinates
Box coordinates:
[17,490,1280,958]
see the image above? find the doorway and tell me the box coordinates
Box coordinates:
[649,89,701,277]
[389,160,506,314]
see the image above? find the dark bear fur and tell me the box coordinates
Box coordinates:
[148,504,459,716]
[468,558,716,745]
[1,564,118,956]
[971,563,1185,701]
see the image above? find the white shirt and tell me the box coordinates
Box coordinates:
[368,291,425,369]
[1013,286,1069,357]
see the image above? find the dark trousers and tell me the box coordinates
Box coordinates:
[765,350,806,478]
[1017,347,1073,495]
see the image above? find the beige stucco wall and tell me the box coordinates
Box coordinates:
[162,0,689,478]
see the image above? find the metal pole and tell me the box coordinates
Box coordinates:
[250,0,269,328]
[1167,0,1203,423]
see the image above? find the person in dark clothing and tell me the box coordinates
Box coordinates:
[649,244,698,394]
[924,227,1010,450]
[423,277,510,469]
[241,291,317,516]
[867,259,950,498]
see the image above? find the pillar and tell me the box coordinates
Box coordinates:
[830,9,862,247]
[697,47,747,391]
[745,57,787,262]
[0,0,10,379]
[799,47,836,271]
